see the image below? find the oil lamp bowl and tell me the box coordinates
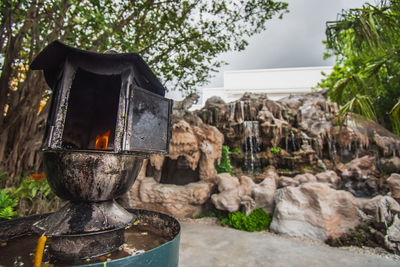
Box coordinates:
[43,150,145,202]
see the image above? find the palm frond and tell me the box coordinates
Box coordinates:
[337,94,377,126]
[390,98,400,136]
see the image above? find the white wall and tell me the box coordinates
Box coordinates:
[193,66,332,109]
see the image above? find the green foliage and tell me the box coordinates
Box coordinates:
[304,165,313,170]
[270,147,281,154]
[390,99,400,136]
[6,176,62,216]
[0,0,289,95]
[220,208,272,232]
[12,176,52,203]
[232,147,242,154]
[320,0,400,135]
[215,145,232,174]
[0,0,288,181]
[337,94,377,125]
[0,189,18,220]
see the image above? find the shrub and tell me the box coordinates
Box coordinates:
[0,189,18,220]
[215,145,232,174]
[232,147,242,154]
[270,147,281,154]
[220,208,272,232]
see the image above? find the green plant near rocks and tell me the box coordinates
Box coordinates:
[304,165,313,170]
[215,145,232,174]
[270,147,281,154]
[220,208,273,232]
[0,189,18,220]
[14,176,62,216]
[232,147,242,154]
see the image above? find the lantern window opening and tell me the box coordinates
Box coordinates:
[61,68,121,151]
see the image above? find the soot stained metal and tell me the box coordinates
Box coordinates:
[29,40,173,261]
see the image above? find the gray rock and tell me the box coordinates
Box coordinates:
[293,173,317,185]
[385,214,400,253]
[380,157,400,174]
[278,176,300,188]
[357,195,400,227]
[270,182,360,241]
[316,170,341,189]
[252,178,276,214]
[387,173,400,202]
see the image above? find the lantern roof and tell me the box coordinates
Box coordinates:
[30,40,166,96]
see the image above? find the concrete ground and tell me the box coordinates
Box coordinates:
[179,222,400,267]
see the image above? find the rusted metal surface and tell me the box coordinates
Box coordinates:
[0,209,181,265]
[31,40,172,155]
[32,200,135,235]
[49,226,125,261]
[43,151,144,201]
[28,41,175,262]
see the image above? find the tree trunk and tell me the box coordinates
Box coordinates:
[0,72,47,187]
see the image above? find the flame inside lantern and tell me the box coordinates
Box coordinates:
[95,131,110,150]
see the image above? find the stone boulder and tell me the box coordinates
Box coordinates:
[211,173,241,212]
[211,173,276,215]
[380,157,400,174]
[357,195,400,227]
[252,177,276,214]
[132,177,212,218]
[278,176,299,188]
[293,173,317,185]
[355,195,400,254]
[387,173,400,203]
[270,182,360,241]
[315,170,341,189]
[255,165,279,183]
[338,156,380,197]
[385,214,400,253]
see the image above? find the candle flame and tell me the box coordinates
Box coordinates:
[95,131,110,150]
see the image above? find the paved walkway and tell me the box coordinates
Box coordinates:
[179,222,400,267]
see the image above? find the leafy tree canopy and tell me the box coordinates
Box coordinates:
[0,0,288,93]
[319,0,400,135]
[0,0,288,182]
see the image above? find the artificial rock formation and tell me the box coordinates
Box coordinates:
[197,92,400,173]
[122,91,400,255]
[211,172,276,215]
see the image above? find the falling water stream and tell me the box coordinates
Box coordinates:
[240,101,245,122]
[230,102,236,121]
[243,121,261,172]
[290,130,296,151]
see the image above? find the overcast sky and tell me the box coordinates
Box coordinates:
[167,0,371,100]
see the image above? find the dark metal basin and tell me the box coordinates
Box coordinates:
[0,209,181,267]
[43,150,144,201]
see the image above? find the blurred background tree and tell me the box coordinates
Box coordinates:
[319,0,400,136]
[0,0,288,185]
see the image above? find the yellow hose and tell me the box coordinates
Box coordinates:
[33,233,47,267]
